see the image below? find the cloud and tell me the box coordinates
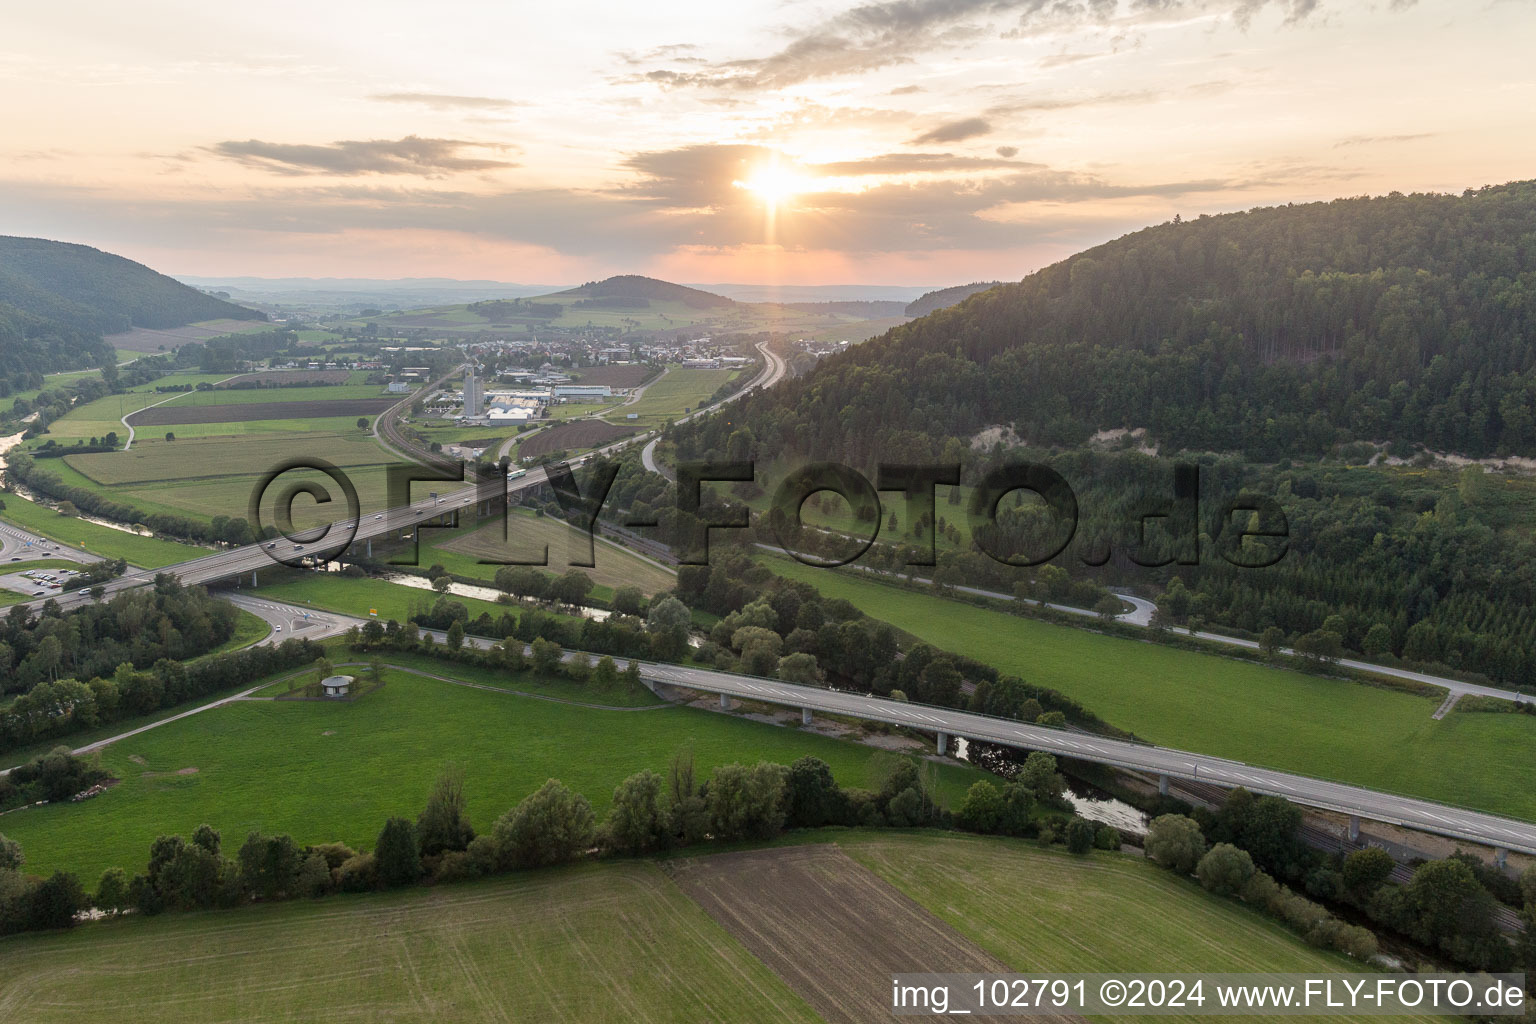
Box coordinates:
[205,136,518,176]
[996,145,1019,157]
[1333,132,1434,148]
[369,92,523,111]
[911,116,993,144]
[631,0,1410,91]
[814,151,1031,175]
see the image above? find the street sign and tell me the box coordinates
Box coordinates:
[369,608,377,617]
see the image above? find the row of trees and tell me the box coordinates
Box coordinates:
[0,633,323,752]
[0,746,988,936]
[1145,788,1536,974]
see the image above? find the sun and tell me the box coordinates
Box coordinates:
[736,163,814,206]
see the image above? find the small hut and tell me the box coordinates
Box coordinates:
[320,675,353,699]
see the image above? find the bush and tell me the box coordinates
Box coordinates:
[337,852,377,892]
[956,781,1005,833]
[1196,843,1256,896]
[1145,814,1205,874]
[1342,847,1395,899]
[1065,817,1096,855]
[374,818,420,888]
[492,779,596,870]
[1093,824,1121,851]
[708,762,789,841]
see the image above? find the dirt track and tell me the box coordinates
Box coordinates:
[667,844,1084,1024]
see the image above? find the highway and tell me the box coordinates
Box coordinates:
[634,660,1536,857]
[641,340,785,480]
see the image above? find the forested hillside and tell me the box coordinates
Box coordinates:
[694,182,1536,462]
[0,236,262,389]
[904,281,1001,318]
[0,236,261,335]
[672,181,1536,690]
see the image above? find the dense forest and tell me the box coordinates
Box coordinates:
[904,280,1001,318]
[689,181,1536,462]
[668,182,1536,689]
[0,235,262,389]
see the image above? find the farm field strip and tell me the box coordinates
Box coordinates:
[64,432,398,486]
[843,833,1439,1024]
[0,862,822,1024]
[666,844,1067,1024]
[127,397,393,426]
[761,552,1536,820]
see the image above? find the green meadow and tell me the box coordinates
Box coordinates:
[763,553,1536,820]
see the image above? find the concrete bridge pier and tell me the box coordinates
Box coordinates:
[251,570,258,587]
[719,693,730,710]
[801,707,812,726]
[936,731,948,756]
[1495,847,1508,869]
[1348,815,1361,842]
[1158,774,1170,797]
[366,537,373,558]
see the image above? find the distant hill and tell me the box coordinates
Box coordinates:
[904,281,1003,317]
[553,275,735,310]
[0,236,262,388]
[0,237,262,334]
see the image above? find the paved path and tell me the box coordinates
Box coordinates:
[121,373,241,450]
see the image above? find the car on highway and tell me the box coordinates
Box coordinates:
[267,543,277,549]
[274,625,281,632]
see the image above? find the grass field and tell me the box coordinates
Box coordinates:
[65,432,394,486]
[844,832,1438,1024]
[0,861,821,1024]
[0,665,987,880]
[763,553,1536,820]
[0,492,213,567]
[43,428,408,528]
[247,572,542,625]
[615,367,734,427]
[430,511,676,596]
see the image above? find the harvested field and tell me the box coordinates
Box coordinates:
[574,364,658,389]
[518,419,636,457]
[0,862,821,1024]
[105,318,270,353]
[667,844,1080,1024]
[225,369,352,386]
[66,434,395,486]
[128,397,394,426]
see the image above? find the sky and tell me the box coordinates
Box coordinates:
[2,0,1533,287]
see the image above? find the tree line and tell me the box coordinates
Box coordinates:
[0,744,1074,937]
